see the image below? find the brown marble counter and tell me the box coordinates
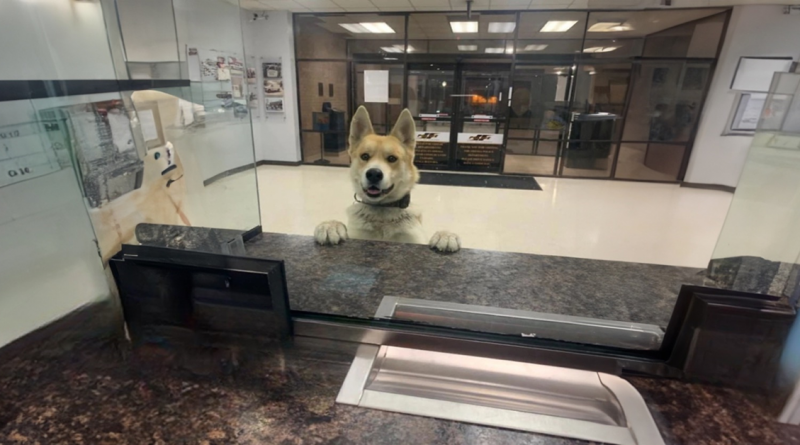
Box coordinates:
[1,303,799,445]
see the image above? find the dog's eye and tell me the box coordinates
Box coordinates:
[387,155,398,163]
[154,152,161,160]
[360,153,370,161]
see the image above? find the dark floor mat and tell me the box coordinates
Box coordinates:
[418,171,542,190]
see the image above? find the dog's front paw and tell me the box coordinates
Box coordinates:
[429,231,461,253]
[315,220,348,245]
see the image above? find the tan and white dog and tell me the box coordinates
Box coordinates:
[90,142,189,263]
[314,106,461,253]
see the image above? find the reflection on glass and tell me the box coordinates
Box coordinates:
[614,143,686,181]
[623,62,710,143]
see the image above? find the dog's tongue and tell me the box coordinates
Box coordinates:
[367,186,382,196]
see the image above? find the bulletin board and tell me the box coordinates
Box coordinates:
[730,57,794,92]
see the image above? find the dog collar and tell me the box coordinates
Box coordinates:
[354,193,411,209]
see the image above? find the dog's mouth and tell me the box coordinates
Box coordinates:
[363,184,394,197]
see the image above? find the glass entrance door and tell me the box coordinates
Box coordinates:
[454,64,511,173]
[407,62,511,172]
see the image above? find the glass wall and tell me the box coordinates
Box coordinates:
[295,8,728,180]
[0,0,261,348]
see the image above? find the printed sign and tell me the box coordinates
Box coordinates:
[414,131,450,169]
[456,133,504,172]
[0,123,61,188]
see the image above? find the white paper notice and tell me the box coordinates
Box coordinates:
[738,94,766,130]
[139,109,159,142]
[364,70,389,103]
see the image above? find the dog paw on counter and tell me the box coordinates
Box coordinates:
[429,231,461,253]
[315,220,348,245]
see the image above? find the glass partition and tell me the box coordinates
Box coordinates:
[280,7,738,353]
[709,72,800,300]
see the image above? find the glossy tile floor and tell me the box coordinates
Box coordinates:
[250,164,734,268]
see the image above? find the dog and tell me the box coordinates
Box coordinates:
[90,141,189,262]
[314,106,461,253]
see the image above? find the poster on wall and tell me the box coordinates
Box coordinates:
[187,47,201,82]
[247,56,260,119]
[413,131,450,169]
[364,70,389,103]
[228,56,244,99]
[456,133,504,173]
[266,98,284,112]
[262,59,285,114]
[730,93,767,132]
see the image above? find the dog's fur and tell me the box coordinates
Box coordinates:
[315,106,460,253]
[90,142,189,263]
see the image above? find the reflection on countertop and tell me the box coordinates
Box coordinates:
[244,232,705,327]
[0,302,798,445]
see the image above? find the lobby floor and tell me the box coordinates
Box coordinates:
[243,164,733,268]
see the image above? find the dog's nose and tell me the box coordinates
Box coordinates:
[366,168,383,183]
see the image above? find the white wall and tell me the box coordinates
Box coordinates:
[0,0,116,80]
[242,11,302,163]
[685,5,800,188]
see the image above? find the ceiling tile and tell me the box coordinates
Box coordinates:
[259,0,304,9]
[490,0,530,9]
[371,0,412,6]
[342,6,381,11]
[295,0,339,7]
[411,0,450,10]
[332,0,375,6]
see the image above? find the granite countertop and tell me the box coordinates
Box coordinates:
[135,224,706,327]
[244,232,705,327]
[2,303,799,445]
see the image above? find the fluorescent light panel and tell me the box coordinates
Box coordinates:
[458,45,478,51]
[450,21,479,33]
[488,22,516,33]
[361,22,395,33]
[485,48,504,54]
[588,22,633,32]
[583,46,619,53]
[339,22,395,34]
[380,44,414,53]
[540,20,578,33]
[524,44,548,51]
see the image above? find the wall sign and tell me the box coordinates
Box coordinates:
[729,93,767,132]
[0,122,62,188]
[456,133,504,173]
[414,131,449,169]
[364,70,389,103]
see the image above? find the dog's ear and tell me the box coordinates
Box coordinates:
[390,109,416,153]
[349,106,374,152]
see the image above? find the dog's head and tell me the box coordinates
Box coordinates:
[143,142,184,187]
[348,106,419,204]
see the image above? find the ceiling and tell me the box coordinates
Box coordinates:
[297,8,725,41]
[236,0,796,13]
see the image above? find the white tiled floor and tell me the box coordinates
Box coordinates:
[253,164,734,268]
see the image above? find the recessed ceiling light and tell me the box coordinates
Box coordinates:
[540,20,578,33]
[523,44,548,51]
[488,22,516,33]
[360,22,396,33]
[458,45,478,51]
[583,46,619,53]
[339,23,369,33]
[450,21,479,33]
[588,22,633,32]
[485,48,504,54]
